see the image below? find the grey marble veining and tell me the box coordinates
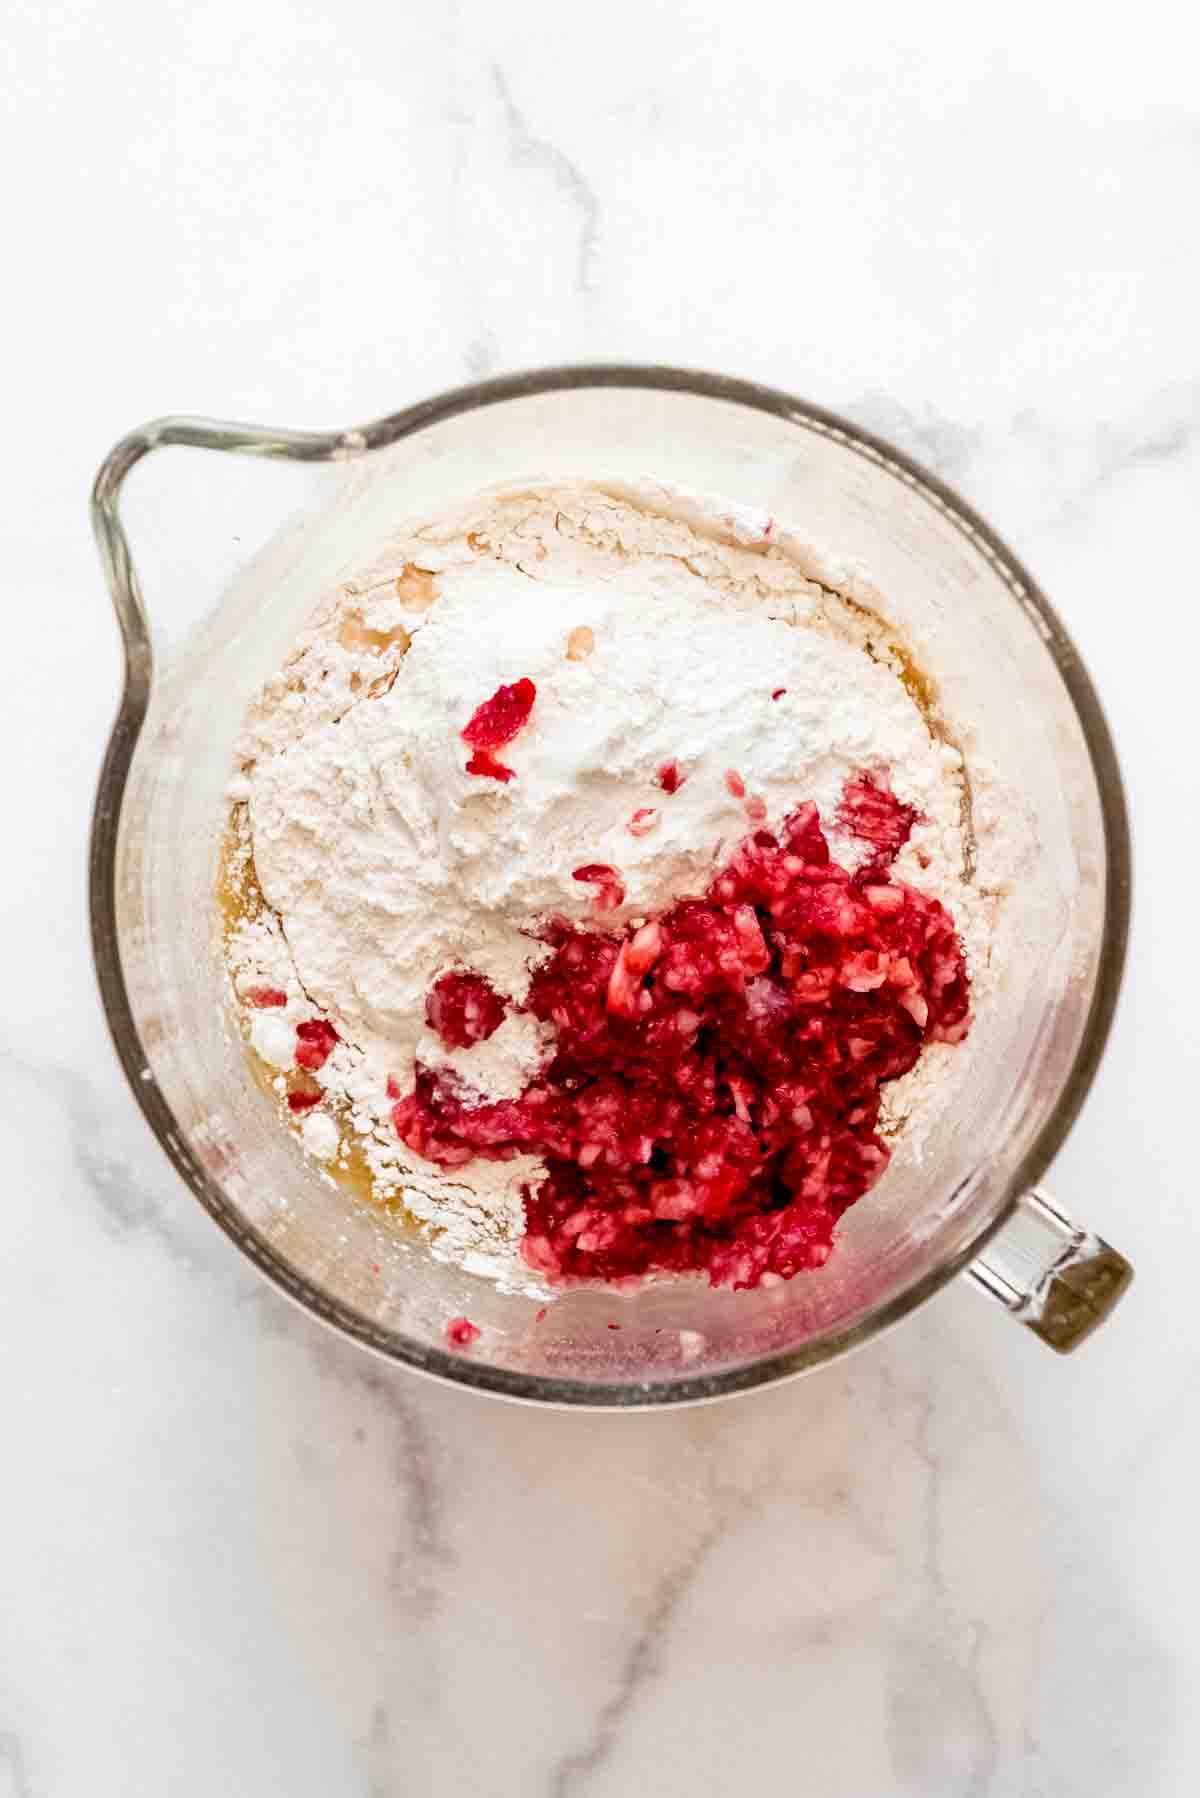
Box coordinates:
[3,0,1197,1792]
[487,61,601,299]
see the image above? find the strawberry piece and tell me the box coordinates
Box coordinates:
[771,688,787,701]
[655,761,685,794]
[628,806,660,837]
[245,986,288,1008]
[466,748,515,782]
[426,970,507,1049]
[461,678,536,749]
[391,797,970,1292]
[446,1316,480,1348]
[605,924,663,1019]
[572,864,626,911]
[286,1089,322,1113]
[295,1018,338,1071]
[837,772,919,866]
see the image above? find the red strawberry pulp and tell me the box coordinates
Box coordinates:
[391,776,970,1291]
[295,1018,338,1071]
[572,863,626,912]
[462,678,537,748]
[465,748,515,783]
[426,970,507,1049]
[837,773,918,871]
[445,1316,481,1347]
[245,985,288,1008]
[462,678,536,782]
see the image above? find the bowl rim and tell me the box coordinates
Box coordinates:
[89,362,1131,1407]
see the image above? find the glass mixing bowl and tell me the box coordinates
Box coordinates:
[90,367,1132,1406]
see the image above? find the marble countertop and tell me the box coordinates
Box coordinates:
[5,1,1198,1791]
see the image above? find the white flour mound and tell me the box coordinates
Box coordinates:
[224,479,1004,1288]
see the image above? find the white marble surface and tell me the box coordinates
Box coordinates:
[4,1,1198,1791]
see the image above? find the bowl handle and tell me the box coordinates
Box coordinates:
[966,1188,1132,1352]
[91,414,356,672]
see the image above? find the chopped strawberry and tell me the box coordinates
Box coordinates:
[245,986,288,1009]
[286,1089,322,1113]
[606,923,663,1019]
[393,797,971,1291]
[837,772,919,866]
[295,1018,338,1071]
[445,1316,480,1348]
[461,678,536,749]
[626,921,665,973]
[628,806,660,837]
[426,970,507,1049]
[771,688,787,701]
[466,747,515,782]
[572,864,626,911]
[605,942,643,1020]
[655,761,685,794]
[724,769,746,800]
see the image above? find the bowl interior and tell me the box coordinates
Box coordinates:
[100,375,1125,1402]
